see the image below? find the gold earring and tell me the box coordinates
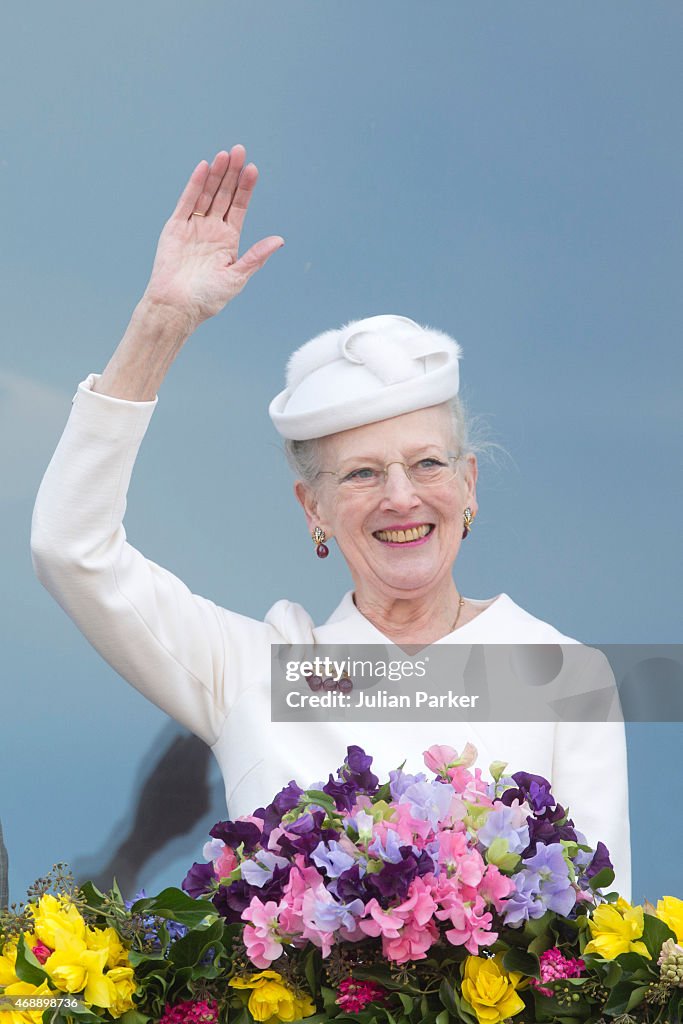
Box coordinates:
[462,507,474,539]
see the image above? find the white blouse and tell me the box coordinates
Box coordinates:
[30,373,632,898]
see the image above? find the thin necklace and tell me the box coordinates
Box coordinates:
[451,594,466,631]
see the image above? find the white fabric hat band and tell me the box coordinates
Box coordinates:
[269,314,462,441]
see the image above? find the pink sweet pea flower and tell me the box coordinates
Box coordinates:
[478,863,515,911]
[241,897,284,968]
[438,896,497,954]
[214,846,238,879]
[424,743,477,776]
[359,899,404,939]
[383,918,439,963]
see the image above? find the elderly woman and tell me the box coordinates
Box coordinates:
[30,145,631,896]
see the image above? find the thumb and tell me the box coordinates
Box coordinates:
[233,235,285,279]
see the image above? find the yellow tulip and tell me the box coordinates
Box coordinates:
[85,927,130,969]
[106,966,137,1017]
[43,934,114,1007]
[583,901,651,960]
[28,895,85,948]
[229,971,315,1022]
[0,978,53,1024]
[461,955,525,1024]
[656,897,683,943]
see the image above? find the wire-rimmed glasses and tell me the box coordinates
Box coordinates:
[316,454,462,492]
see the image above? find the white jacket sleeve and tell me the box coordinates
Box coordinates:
[30,373,279,746]
[552,719,632,902]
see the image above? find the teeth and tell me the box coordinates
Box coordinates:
[376,525,431,543]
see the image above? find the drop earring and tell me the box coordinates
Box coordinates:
[312,526,329,558]
[462,507,474,540]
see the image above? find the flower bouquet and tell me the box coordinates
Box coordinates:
[2,743,682,1024]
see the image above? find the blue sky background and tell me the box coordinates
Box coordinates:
[1,2,681,904]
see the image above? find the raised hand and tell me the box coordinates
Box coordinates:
[142,145,284,326]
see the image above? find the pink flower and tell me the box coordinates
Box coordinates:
[424,743,477,776]
[437,895,497,954]
[31,942,52,965]
[384,918,439,963]
[214,846,238,878]
[336,979,389,1013]
[359,899,404,939]
[530,947,585,997]
[241,897,284,968]
[159,999,219,1024]
[478,863,515,911]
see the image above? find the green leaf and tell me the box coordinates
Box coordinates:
[625,985,649,1012]
[168,918,224,967]
[131,887,219,927]
[438,979,458,1017]
[502,947,540,979]
[435,1012,450,1024]
[302,789,338,812]
[603,980,638,1015]
[642,912,677,959]
[14,934,48,985]
[117,1012,151,1024]
[588,867,615,891]
[397,994,414,1016]
[78,880,107,910]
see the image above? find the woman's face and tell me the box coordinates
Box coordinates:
[295,404,478,602]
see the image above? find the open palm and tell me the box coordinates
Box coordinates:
[143,145,284,325]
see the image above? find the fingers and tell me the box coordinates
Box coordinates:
[223,161,259,238]
[232,235,285,280]
[172,160,210,220]
[207,144,248,219]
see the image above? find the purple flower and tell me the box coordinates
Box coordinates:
[389,769,428,800]
[585,841,613,882]
[240,850,290,888]
[368,830,404,864]
[212,863,291,922]
[209,819,262,854]
[478,807,530,855]
[524,843,575,916]
[525,803,577,856]
[182,861,216,899]
[311,840,357,877]
[503,843,576,925]
[400,779,455,828]
[501,772,555,814]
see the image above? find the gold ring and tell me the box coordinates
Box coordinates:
[191,211,206,217]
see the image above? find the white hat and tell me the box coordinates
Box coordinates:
[269,314,462,440]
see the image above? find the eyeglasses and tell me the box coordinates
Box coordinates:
[316,455,462,492]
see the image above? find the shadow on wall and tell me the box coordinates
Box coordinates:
[71,729,213,898]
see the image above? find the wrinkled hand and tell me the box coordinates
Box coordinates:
[142,145,284,326]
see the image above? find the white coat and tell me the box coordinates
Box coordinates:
[30,374,632,898]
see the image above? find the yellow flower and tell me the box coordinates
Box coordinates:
[85,927,130,969]
[656,897,683,943]
[229,971,315,1022]
[0,933,42,986]
[583,900,651,960]
[461,955,525,1024]
[43,933,114,1008]
[28,895,85,948]
[105,966,137,1017]
[0,978,53,1024]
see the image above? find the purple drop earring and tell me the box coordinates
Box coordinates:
[313,526,329,558]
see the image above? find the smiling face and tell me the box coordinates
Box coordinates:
[294,404,478,604]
